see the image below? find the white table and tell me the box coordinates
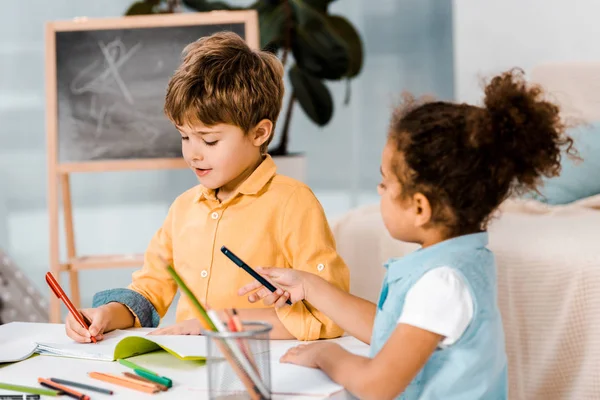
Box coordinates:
[0,323,363,399]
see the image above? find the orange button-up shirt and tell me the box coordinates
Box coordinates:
[128,155,350,340]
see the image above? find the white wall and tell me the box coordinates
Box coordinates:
[453,0,600,103]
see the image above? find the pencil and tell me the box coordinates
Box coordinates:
[88,372,159,394]
[231,308,260,375]
[0,382,59,397]
[38,378,90,400]
[165,266,265,400]
[49,377,113,395]
[117,359,158,377]
[231,309,244,332]
[0,395,40,400]
[122,373,168,392]
[165,266,217,331]
[208,309,270,399]
[224,309,237,332]
[117,359,173,387]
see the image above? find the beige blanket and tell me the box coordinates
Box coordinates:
[331,195,600,399]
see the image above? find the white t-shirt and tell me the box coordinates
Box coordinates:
[397,266,474,347]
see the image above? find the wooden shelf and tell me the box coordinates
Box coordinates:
[60,254,145,271]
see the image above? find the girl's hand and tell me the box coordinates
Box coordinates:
[237,267,307,307]
[65,307,109,343]
[148,318,203,335]
[280,342,341,369]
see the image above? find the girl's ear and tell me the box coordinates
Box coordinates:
[250,119,273,147]
[412,193,432,228]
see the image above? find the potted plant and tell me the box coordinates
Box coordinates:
[125,0,364,181]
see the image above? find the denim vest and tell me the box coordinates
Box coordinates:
[370,232,508,399]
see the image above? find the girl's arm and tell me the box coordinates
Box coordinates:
[282,323,442,400]
[239,269,377,344]
[303,273,377,344]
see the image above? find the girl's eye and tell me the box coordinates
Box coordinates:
[204,140,218,146]
[378,183,385,189]
[181,136,189,141]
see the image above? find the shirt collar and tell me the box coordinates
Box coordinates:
[384,231,489,282]
[195,154,277,202]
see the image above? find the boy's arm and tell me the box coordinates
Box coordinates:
[275,186,351,341]
[232,308,295,339]
[92,205,178,328]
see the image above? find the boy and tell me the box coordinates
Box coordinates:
[64,32,349,341]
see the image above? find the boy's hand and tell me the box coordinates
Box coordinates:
[237,267,307,307]
[280,342,340,369]
[148,318,203,336]
[65,306,109,343]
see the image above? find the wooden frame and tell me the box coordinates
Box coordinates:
[45,11,259,323]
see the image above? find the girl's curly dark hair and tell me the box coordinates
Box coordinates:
[389,68,576,236]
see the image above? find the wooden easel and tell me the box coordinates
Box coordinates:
[46,12,259,323]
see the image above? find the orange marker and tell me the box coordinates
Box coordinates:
[45,272,96,343]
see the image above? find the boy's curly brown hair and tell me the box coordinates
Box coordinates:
[164,31,284,153]
[389,68,576,236]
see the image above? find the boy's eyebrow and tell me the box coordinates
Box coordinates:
[194,130,220,135]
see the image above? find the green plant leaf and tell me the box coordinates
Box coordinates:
[302,0,336,13]
[292,24,349,80]
[327,15,363,78]
[258,3,288,49]
[182,0,237,11]
[125,1,158,15]
[289,64,333,126]
[289,0,349,79]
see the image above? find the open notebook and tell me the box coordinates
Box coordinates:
[0,323,208,363]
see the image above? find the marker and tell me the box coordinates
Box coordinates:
[221,246,292,305]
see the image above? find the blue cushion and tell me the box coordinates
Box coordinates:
[531,122,600,205]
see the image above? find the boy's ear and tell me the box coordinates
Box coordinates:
[413,193,432,228]
[250,119,273,147]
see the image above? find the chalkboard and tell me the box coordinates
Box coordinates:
[49,13,256,163]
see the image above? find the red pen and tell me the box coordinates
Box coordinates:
[45,272,97,343]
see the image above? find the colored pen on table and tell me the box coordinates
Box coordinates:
[0,383,59,397]
[0,395,41,400]
[45,272,96,343]
[133,370,172,388]
[49,378,113,395]
[88,372,159,394]
[38,378,90,400]
[122,373,168,392]
[221,246,292,305]
[118,359,173,387]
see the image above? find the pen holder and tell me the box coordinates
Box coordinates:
[203,321,272,400]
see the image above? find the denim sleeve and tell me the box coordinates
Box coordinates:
[92,288,161,328]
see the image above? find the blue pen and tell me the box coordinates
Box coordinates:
[221,246,293,306]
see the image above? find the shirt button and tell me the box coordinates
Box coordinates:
[211,212,219,220]
[317,263,325,272]
[201,270,208,278]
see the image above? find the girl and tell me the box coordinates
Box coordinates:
[238,69,575,400]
